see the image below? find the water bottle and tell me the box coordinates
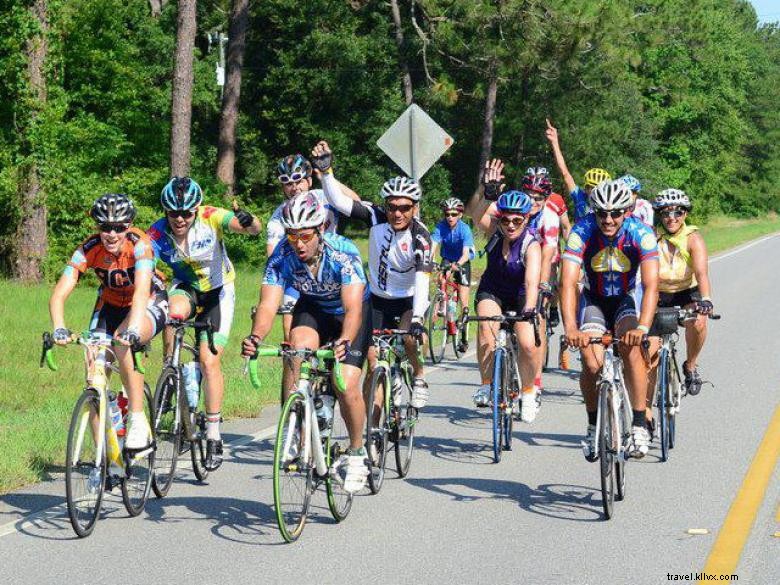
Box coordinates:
[108,391,125,437]
[182,362,202,410]
[391,367,403,406]
[447,298,458,335]
[315,394,335,431]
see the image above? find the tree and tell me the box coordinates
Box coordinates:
[149,0,168,17]
[170,0,197,176]
[390,0,413,105]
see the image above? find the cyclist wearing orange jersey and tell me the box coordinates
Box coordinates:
[49,194,168,452]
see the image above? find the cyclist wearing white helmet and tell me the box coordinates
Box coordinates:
[619,174,654,227]
[242,193,371,493]
[561,179,660,460]
[148,176,261,471]
[316,141,433,411]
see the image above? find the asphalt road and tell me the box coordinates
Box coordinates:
[1,234,778,585]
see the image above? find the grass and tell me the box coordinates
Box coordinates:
[1,213,779,493]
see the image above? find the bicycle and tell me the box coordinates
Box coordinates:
[586,334,633,520]
[247,344,353,543]
[651,307,720,462]
[151,315,218,498]
[465,312,540,463]
[40,331,154,538]
[427,263,469,363]
[537,289,556,372]
[365,328,420,493]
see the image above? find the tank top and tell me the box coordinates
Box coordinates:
[658,223,698,293]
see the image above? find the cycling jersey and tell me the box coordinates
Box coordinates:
[263,232,367,315]
[632,198,654,227]
[478,228,538,301]
[64,228,165,308]
[431,219,475,263]
[528,205,561,263]
[546,193,568,217]
[570,187,653,226]
[657,224,699,293]
[266,189,341,249]
[147,206,236,292]
[563,215,659,297]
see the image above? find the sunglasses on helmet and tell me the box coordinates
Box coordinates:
[278,171,308,185]
[166,210,195,219]
[98,223,130,234]
[595,209,625,220]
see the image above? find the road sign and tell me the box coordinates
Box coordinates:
[377,104,454,180]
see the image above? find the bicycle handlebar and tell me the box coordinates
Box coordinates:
[40,331,147,374]
[246,345,346,394]
[167,318,218,355]
[465,313,541,347]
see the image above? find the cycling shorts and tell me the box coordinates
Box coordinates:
[89,292,168,338]
[475,288,526,314]
[170,281,235,347]
[578,290,637,333]
[291,295,370,368]
[658,286,701,309]
[368,293,414,331]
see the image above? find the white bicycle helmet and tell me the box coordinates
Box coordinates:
[589,179,633,211]
[654,188,691,210]
[280,192,327,229]
[380,176,422,201]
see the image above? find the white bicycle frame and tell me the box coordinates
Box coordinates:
[594,343,632,461]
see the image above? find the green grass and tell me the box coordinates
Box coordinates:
[2,214,779,493]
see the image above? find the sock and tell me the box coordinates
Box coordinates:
[128,410,146,428]
[534,375,542,389]
[587,410,597,426]
[522,386,535,395]
[347,446,366,456]
[632,410,646,428]
[206,412,221,441]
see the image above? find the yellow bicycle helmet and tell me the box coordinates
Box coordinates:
[583,168,612,189]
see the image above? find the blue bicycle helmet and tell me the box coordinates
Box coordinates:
[496,190,532,214]
[161,177,203,211]
[277,154,312,183]
[619,174,642,193]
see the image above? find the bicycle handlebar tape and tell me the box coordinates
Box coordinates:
[315,349,347,393]
[132,349,146,375]
[247,358,262,390]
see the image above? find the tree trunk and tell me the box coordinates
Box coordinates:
[13,0,49,283]
[390,0,413,105]
[216,0,249,197]
[149,0,166,17]
[170,0,197,176]
[475,72,498,193]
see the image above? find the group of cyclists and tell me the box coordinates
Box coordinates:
[48,119,715,496]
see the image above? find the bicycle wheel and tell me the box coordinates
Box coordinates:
[502,352,514,450]
[451,296,466,359]
[273,392,312,542]
[151,367,181,498]
[657,348,670,462]
[190,411,209,482]
[615,389,630,502]
[542,319,552,372]
[598,383,615,520]
[326,396,354,522]
[427,292,447,364]
[669,362,680,449]
[65,389,106,538]
[491,349,505,463]
[365,368,390,494]
[121,384,155,516]
[393,367,417,477]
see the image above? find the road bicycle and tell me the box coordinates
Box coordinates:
[365,328,420,493]
[465,312,539,463]
[151,316,218,497]
[537,289,556,371]
[651,307,720,462]
[427,262,469,363]
[247,344,353,543]
[41,331,154,538]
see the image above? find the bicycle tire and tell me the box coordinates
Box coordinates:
[542,321,552,372]
[365,368,390,494]
[121,384,155,516]
[502,350,514,450]
[326,397,354,521]
[451,295,465,360]
[598,382,615,520]
[393,367,416,477]
[65,389,106,538]
[427,292,447,364]
[669,356,680,450]
[273,392,312,542]
[657,348,670,462]
[190,411,209,482]
[491,349,505,463]
[615,386,630,502]
[151,367,181,498]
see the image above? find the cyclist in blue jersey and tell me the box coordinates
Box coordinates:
[431,197,474,350]
[560,180,660,460]
[242,193,370,493]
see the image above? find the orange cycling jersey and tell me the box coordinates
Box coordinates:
[65,228,165,307]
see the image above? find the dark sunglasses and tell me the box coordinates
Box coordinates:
[278,172,307,185]
[286,231,318,243]
[499,216,525,227]
[98,223,130,234]
[660,209,685,219]
[595,209,625,220]
[166,210,195,219]
[444,212,460,218]
[529,194,548,202]
[387,203,414,214]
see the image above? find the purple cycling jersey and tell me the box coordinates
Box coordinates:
[478,228,537,300]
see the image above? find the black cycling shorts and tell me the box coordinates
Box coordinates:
[474,288,526,314]
[170,282,235,347]
[291,295,370,368]
[89,292,168,338]
[368,293,414,331]
[577,290,637,333]
[658,286,701,309]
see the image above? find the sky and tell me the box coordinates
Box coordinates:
[751,0,780,23]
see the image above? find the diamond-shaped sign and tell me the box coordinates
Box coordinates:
[377,104,454,180]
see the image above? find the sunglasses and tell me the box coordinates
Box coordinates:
[595,210,626,220]
[387,203,414,214]
[444,212,460,218]
[286,231,318,243]
[166,210,195,219]
[529,193,548,202]
[98,223,130,234]
[278,172,307,185]
[499,216,525,227]
[660,209,685,219]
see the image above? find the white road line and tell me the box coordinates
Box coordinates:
[710,232,780,263]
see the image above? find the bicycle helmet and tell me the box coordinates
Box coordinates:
[496,190,532,215]
[619,174,642,193]
[526,166,549,178]
[380,176,422,201]
[654,188,691,210]
[277,154,312,182]
[161,177,203,211]
[90,193,137,224]
[583,168,612,188]
[280,192,327,230]
[521,174,553,195]
[440,197,465,212]
[589,179,633,211]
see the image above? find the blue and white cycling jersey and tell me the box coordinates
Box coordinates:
[263,233,368,315]
[431,220,475,263]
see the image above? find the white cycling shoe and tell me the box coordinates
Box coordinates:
[341,449,369,494]
[473,384,491,408]
[411,378,429,409]
[124,413,153,453]
[582,424,597,462]
[629,425,651,458]
[520,390,540,423]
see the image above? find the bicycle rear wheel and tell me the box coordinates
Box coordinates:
[427,292,447,364]
[615,388,630,502]
[326,397,354,522]
[65,389,106,538]
[491,349,506,463]
[451,295,466,359]
[598,383,615,519]
[273,393,312,542]
[121,384,155,516]
[190,411,210,481]
[365,368,390,494]
[502,353,514,450]
[668,356,681,449]
[657,349,670,462]
[393,368,417,477]
[151,367,181,498]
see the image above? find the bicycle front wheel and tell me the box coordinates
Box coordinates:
[121,384,155,516]
[65,389,106,538]
[365,368,390,494]
[326,397,354,522]
[491,350,506,463]
[598,383,616,520]
[151,367,181,498]
[427,292,447,364]
[393,369,417,477]
[273,392,312,542]
[190,411,209,482]
[657,348,670,462]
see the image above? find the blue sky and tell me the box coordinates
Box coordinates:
[751,0,780,22]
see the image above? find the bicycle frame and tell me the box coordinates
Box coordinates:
[593,340,631,461]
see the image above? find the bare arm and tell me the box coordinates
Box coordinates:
[545,119,576,194]
[687,232,711,299]
[339,284,365,343]
[473,201,499,236]
[249,285,284,341]
[539,243,556,286]
[560,259,580,335]
[637,259,659,330]
[559,212,572,241]
[228,214,262,236]
[125,268,152,332]
[49,271,79,330]
[523,241,541,312]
